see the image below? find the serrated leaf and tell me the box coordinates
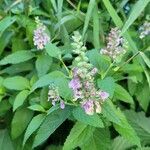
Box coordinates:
[36,54,52,77]
[73,107,104,128]
[135,82,150,111]
[33,106,72,148]
[125,110,150,145]
[121,0,150,34]
[45,43,61,59]
[3,76,30,91]
[23,114,46,146]
[113,109,141,147]
[97,77,115,98]
[63,122,95,150]
[0,129,14,150]
[87,49,110,73]
[31,71,66,92]
[13,90,29,111]
[11,108,33,139]
[0,50,35,65]
[81,128,111,150]
[112,136,134,150]
[102,101,121,125]
[114,84,134,104]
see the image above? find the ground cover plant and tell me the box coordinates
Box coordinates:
[0,0,150,150]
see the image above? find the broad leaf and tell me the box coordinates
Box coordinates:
[13,90,29,111]
[73,107,104,128]
[81,128,111,150]
[0,129,14,150]
[45,43,61,59]
[125,110,150,145]
[31,71,66,92]
[33,106,72,148]
[3,76,30,91]
[23,114,46,146]
[113,109,141,147]
[114,84,134,104]
[102,101,121,125]
[11,108,33,139]
[36,54,52,77]
[0,50,35,65]
[63,122,95,150]
[97,77,115,98]
[0,16,16,37]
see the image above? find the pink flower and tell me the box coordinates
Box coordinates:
[33,26,50,50]
[69,78,82,90]
[99,91,109,101]
[60,101,65,109]
[82,100,94,115]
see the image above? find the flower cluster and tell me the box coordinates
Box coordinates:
[139,21,150,39]
[48,84,65,109]
[69,31,109,115]
[100,28,126,61]
[33,17,50,50]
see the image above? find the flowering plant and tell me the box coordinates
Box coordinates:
[0,0,149,150]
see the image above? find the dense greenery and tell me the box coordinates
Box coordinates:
[0,0,150,150]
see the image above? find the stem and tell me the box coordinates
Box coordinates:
[60,57,71,77]
[102,62,114,79]
[113,51,140,74]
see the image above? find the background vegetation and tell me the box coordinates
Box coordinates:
[0,0,150,150]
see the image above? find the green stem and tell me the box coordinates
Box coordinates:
[113,51,140,74]
[102,62,114,79]
[60,57,71,77]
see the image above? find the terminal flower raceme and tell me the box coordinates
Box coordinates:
[69,31,109,115]
[33,17,50,50]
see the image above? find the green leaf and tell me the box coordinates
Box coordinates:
[73,107,104,128]
[23,114,46,146]
[0,129,14,150]
[13,90,29,111]
[0,100,11,116]
[63,122,95,150]
[33,106,72,148]
[97,77,115,98]
[45,43,61,59]
[11,108,33,139]
[114,84,134,104]
[112,136,134,150]
[81,128,111,150]
[140,52,150,69]
[0,62,33,75]
[3,76,30,91]
[136,82,150,111]
[0,31,13,55]
[113,109,141,147]
[31,71,66,92]
[102,101,121,125]
[54,77,73,100]
[28,104,46,112]
[125,110,150,144]
[82,0,95,38]
[0,50,35,65]
[36,54,52,77]
[87,49,110,73]
[0,16,16,37]
[121,0,150,34]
